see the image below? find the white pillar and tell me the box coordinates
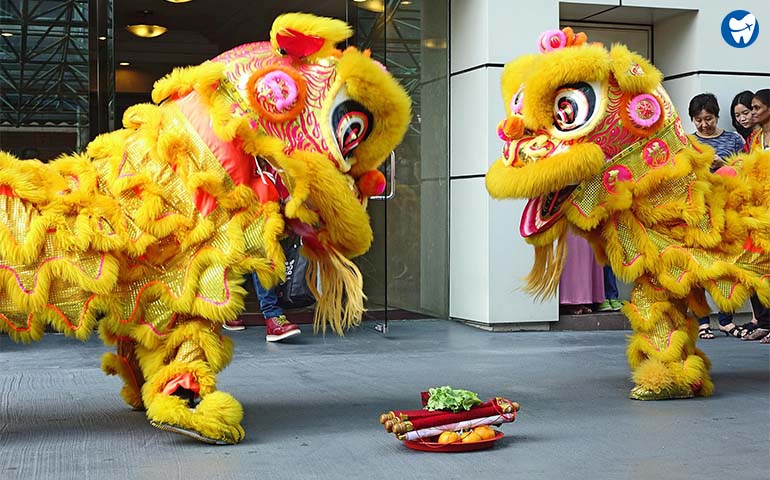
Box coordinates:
[449,0,559,328]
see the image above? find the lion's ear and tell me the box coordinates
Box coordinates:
[608,44,662,93]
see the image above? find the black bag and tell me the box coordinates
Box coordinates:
[276,236,316,309]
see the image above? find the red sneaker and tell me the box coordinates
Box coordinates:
[222,319,246,331]
[265,315,301,342]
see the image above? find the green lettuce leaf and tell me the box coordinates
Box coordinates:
[425,386,482,412]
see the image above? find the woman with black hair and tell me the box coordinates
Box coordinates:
[687,93,746,339]
[738,89,770,344]
[730,90,755,142]
[688,93,745,175]
[747,89,770,153]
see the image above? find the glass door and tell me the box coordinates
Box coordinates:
[0,0,113,159]
[348,0,449,330]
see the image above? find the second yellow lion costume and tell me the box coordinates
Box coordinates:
[486,28,770,400]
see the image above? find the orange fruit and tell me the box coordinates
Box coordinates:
[437,431,461,444]
[473,426,496,440]
[461,431,483,443]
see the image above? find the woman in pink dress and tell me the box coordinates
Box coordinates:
[559,230,605,314]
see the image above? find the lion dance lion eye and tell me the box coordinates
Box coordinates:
[552,82,597,132]
[331,98,374,160]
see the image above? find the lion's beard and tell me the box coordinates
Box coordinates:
[523,220,569,301]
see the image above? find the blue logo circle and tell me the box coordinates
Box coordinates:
[721,10,760,48]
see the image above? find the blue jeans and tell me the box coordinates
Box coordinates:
[603,266,618,300]
[252,273,283,319]
[698,311,734,327]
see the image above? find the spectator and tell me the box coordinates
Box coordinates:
[746,89,770,152]
[688,93,745,339]
[731,90,755,142]
[688,93,745,172]
[596,266,622,312]
[559,231,604,315]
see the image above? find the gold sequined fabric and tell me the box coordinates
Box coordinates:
[0,99,277,341]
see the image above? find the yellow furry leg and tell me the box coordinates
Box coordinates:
[101,338,146,410]
[624,278,713,400]
[138,318,244,444]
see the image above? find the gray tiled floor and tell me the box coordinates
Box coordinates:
[1,320,768,480]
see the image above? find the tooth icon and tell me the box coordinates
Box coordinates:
[728,13,756,45]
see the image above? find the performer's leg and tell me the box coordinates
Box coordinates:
[137,318,245,444]
[101,337,146,410]
[624,277,713,400]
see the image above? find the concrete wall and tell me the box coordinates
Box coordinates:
[449,0,768,326]
[655,2,770,134]
[449,0,557,326]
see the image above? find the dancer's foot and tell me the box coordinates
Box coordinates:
[223,319,246,331]
[147,391,245,444]
[630,357,711,400]
[265,315,301,342]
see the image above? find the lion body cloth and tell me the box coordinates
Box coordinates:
[486,29,770,400]
[0,13,410,443]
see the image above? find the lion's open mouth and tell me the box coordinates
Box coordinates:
[520,185,577,237]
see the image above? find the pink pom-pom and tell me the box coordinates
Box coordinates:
[538,30,567,53]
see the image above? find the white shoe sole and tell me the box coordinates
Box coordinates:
[266,328,301,342]
[222,325,245,331]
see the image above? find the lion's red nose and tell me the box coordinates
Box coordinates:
[276,28,324,58]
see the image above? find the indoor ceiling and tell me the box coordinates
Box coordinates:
[114,0,350,88]
[0,0,424,127]
[116,0,346,50]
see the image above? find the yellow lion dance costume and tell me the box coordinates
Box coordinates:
[486,28,770,400]
[0,13,410,443]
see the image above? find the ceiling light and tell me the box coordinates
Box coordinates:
[402,0,412,4]
[355,0,384,12]
[1,32,13,37]
[423,38,447,49]
[165,0,193,3]
[126,10,167,38]
[98,36,107,40]
[119,62,130,66]
[126,24,167,38]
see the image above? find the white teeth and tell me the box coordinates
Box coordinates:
[729,14,756,44]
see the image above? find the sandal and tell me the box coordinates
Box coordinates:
[718,323,744,338]
[698,325,716,340]
[760,333,770,344]
[564,305,593,315]
[742,327,770,341]
[738,321,758,336]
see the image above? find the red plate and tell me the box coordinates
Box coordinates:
[402,431,504,452]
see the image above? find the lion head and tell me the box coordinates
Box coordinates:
[485,28,690,298]
[153,13,411,262]
[150,13,411,331]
